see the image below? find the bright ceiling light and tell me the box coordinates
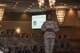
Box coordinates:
[0,4,6,21]
[56,8,66,24]
[38,0,45,8]
[49,0,56,8]
[38,0,56,8]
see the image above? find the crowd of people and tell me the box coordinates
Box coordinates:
[0,30,44,53]
[0,30,71,53]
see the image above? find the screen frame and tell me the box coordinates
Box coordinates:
[31,14,46,29]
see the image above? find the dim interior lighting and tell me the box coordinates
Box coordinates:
[16,28,21,34]
[56,8,66,24]
[38,0,45,8]
[0,4,6,21]
[0,8,4,21]
[69,8,74,14]
[49,0,56,8]
[38,0,56,8]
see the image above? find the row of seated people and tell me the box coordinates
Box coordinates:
[0,36,71,53]
[54,36,72,53]
[0,30,44,53]
[0,31,43,37]
[0,42,44,53]
[0,30,71,53]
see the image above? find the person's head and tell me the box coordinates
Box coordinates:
[47,15,53,21]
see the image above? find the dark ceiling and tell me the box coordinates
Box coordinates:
[0,0,80,12]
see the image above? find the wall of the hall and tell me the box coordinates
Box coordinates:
[3,9,80,26]
[0,21,32,34]
[0,21,41,34]
[0,9,80,37]
[46,9,80,26]
[1,9,80,34]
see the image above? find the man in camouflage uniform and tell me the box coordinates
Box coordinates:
[41,15,59,53]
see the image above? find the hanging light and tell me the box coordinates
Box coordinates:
[56,8,66,24]
[0,8,4,21]
[0,4,6,21]
[38,0,45,8]
[49,0,56,8]
[38,0,56,8]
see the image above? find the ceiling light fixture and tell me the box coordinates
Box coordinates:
[38,0,56,8]
[49,0,56,8]
[0,4,6,21]
[56,8,66,24]
[0,8,4,21]
[38,0,45,8]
